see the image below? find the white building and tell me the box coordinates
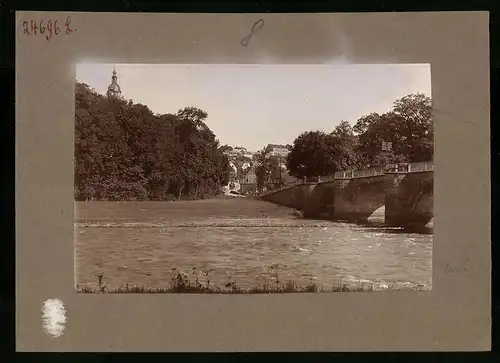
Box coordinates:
[243,152,255,159]
[229,161,238,174]
[265,144,291,158]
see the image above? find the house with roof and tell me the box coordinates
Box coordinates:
[265,144,292,158]
[239,165,258,194]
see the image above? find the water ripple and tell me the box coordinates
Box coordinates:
[74,201,433,291]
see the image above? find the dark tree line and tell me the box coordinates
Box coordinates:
[285,93,433,180]
[74,82,231,201]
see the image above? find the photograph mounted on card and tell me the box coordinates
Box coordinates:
[73,62,433,295]
[15,11,490,352]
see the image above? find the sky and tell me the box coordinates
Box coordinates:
[76,63,431,152]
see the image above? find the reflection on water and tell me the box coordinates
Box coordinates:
[74,200,433,291]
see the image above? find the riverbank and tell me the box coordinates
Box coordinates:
[76,271,428,294]
[75,197,296,221]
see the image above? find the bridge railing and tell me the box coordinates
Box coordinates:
[259,161,433,196]
[334,170,353,180]
[408,161,434,173]
[384,162,434,173]
[316,174,337,182]
[385,163,408,173]
[259,180,301,196]
[351,166,385,179]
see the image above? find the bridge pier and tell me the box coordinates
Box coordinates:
[385,172,433,228]
[306,183,336,219]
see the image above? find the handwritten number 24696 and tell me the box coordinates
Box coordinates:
[22,17,75,41]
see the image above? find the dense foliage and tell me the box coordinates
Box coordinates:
[254,150,282,191]
[74,82,231,201]
[285,93,433,179]
[254,151,299,192]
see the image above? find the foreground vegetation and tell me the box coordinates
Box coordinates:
[75,267,428,294]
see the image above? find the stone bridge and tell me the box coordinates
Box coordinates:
[259,162,433,229]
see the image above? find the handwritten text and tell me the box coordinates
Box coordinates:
[444,257,470,274]
[21,16,76,42]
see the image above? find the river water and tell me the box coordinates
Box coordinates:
[74,198,433,291]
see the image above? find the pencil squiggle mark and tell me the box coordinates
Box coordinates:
[241,18,264,47]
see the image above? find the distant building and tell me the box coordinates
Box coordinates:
[242,165,257,184]
[106,66,123,99]
[228,161,238,174]
[222,180,241,194]
[230,180,241,191]
[224,150,240,158]
[224,148,255,161]
[265,144,291,158]
[240,165,257,194]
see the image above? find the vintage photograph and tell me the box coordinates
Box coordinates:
[74,63,433,294]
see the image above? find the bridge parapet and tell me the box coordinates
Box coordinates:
[334,170,351,180]
[352,167,385,179]
[330,166,386,180]
[259,161,433,197]
[385,161,434,174]
[408,161,434,173]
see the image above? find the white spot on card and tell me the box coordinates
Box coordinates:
[42,298,67,338]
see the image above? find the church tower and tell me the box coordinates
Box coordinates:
[106,66,122,99]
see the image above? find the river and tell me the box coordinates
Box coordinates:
[74,198,433,291]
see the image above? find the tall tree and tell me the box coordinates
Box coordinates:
[391,93,433,162]
[330,121,361,170]
[285,131,337,179]
[74,83,230,201]
[353,93,433,167]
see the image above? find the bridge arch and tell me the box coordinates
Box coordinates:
[332,176,386,223]
[367,205,386,223]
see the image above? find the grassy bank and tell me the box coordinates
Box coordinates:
[74,197,297,221]
[76,269,428,294]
